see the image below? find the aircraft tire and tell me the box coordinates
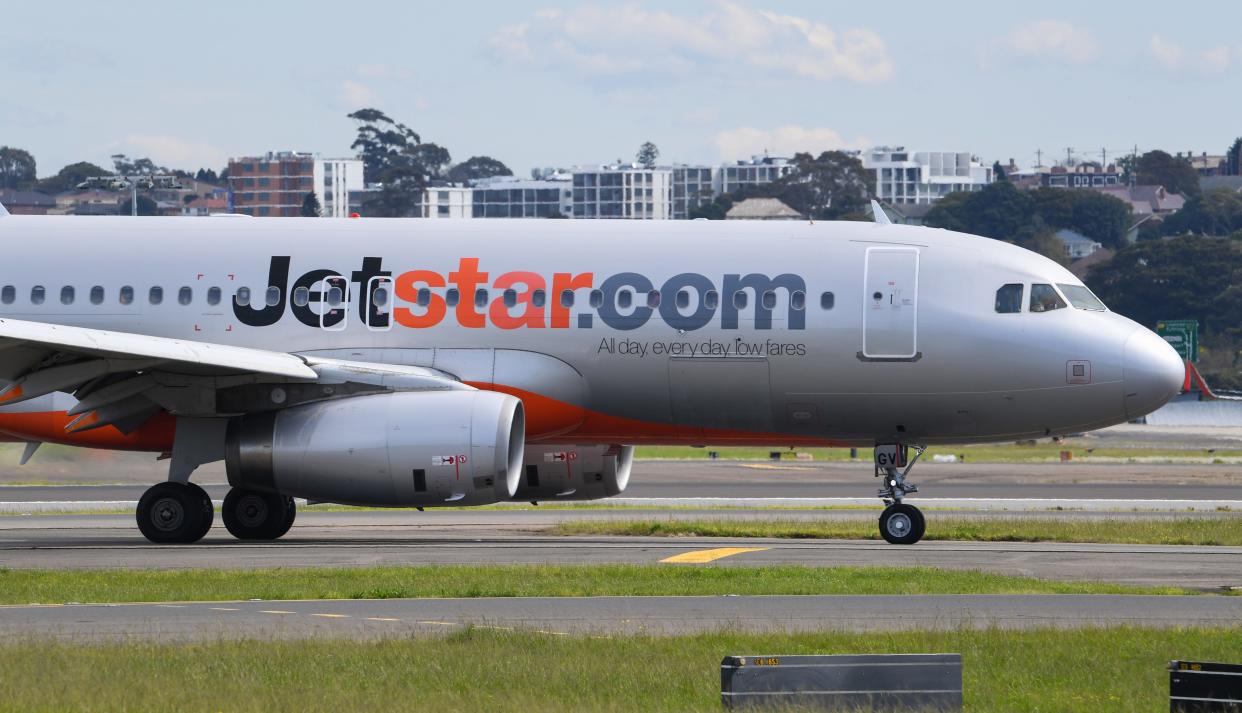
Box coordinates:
[136,482,213,544]
[222,488,292,540]
[879,503,924,545]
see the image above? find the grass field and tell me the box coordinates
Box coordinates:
[0,627,1238,712]
[551,515,1242,546]
[634,444,1242,463]
[0,564,1190,605]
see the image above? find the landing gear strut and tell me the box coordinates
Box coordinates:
[136,482,214,544]
[874,444,926,545]
[222,488,296,540]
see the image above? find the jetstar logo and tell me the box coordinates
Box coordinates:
[233,256,806,332]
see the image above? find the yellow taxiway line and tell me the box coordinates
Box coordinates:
[659,547,769,564]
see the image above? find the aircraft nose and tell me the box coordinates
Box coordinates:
[1123,328,1185,420]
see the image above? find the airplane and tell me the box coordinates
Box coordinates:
[0,199,1184,545]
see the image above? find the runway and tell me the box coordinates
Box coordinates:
[2,511,1241,589]
[4,459,1242,502]
[2,594,1240,641]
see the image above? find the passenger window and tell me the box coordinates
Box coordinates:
[0,286,13,305]
[676,290,690,309]
[588,290,603,308]
[326,286,343,307]
[646,290,660,308]
[61,286,75,305]
[30,286,44,305]
[791,290,806,311]
[446,288,460,307]
[149,286,163,305]
[265,286,280,307]
[179,287,192,305]
[1030,284,1067,313]
[119,286,134,305]
[761,290,777,309]
[704,290,719,309]
[503,289,517,308]
[820,292,834,310]
[474,289,488,308]
[235,287,250,307]
[292,287,308,308]
[207,287,222,306]
[733,291,748,309]
[90,286,104,305]
[532,289,546,308]
[995,283,1023,314]
[617,289,632,309]
[560,290,574,308]
[416,288,431,307]
[373,286,390,308]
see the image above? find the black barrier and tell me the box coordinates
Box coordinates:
[1170,660,1242,712]
[721,653,962,711]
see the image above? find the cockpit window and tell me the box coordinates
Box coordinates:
[995,283,1023,313]
[1030,283,1067,313]
[1057,283,1106,311]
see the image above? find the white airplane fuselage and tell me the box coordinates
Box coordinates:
[0,216,1183,452]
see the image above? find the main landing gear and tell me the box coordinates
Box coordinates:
[135,484,296,544]
[874,444,926,545]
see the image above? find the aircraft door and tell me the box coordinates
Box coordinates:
[862,247,920,359]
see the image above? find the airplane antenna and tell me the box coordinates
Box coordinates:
[870,200,891,225]
[0,200,8,217]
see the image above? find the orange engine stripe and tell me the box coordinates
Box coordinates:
[0,384,841,451]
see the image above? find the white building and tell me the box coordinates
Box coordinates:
[862,147,992,205]
[473,176,572,218]
[572,165,671,219]
[313,157,366,217]
[415,186,474,219]
[719,156,795,195]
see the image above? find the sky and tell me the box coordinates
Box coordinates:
[2,0,1240,178]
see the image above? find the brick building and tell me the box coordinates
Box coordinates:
[227,152,315,217]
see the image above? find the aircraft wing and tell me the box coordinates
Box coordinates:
[0,317,464,435]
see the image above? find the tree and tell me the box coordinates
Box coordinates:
[347,108,428,217]
[1160,188,1242,236]
[110,154,166,176]
[926,184,1132,249]
[1024,230,1070,266]
[348,108,420,180]
[769,151,871,220]
[447,156,513,183]
[36,161,111,194]
[194,168,220,184]
[0,147,37,190]
[992,160,1007,182]
[1087,236,1242,336]
[1030,188,1131,248]
[1136,150,1200,196]
[636,141,659,169]
[1228,137,1242,176]
[408,143,451,180]
[300,191,322,217]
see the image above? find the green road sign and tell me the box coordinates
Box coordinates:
[1156,319,1197,362]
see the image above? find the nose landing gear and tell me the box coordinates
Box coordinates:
[874,444,926,545]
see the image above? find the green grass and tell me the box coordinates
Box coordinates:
[0,564,1189,605]
[552,515,1242,546]
[0,627,1238,712]
[634,444,1242,463]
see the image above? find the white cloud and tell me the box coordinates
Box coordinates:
[1149,34,1236,73]
[489,2,894,84]
[108,135,227,170]
[340,80,380,108]
[1001,20,1098,63]
[712,125,869,160]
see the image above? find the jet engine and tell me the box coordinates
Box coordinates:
[225,390,524,507]
[512,444,634,502]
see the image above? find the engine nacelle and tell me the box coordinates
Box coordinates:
[226,391,524,507]
[512,444,634,502]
